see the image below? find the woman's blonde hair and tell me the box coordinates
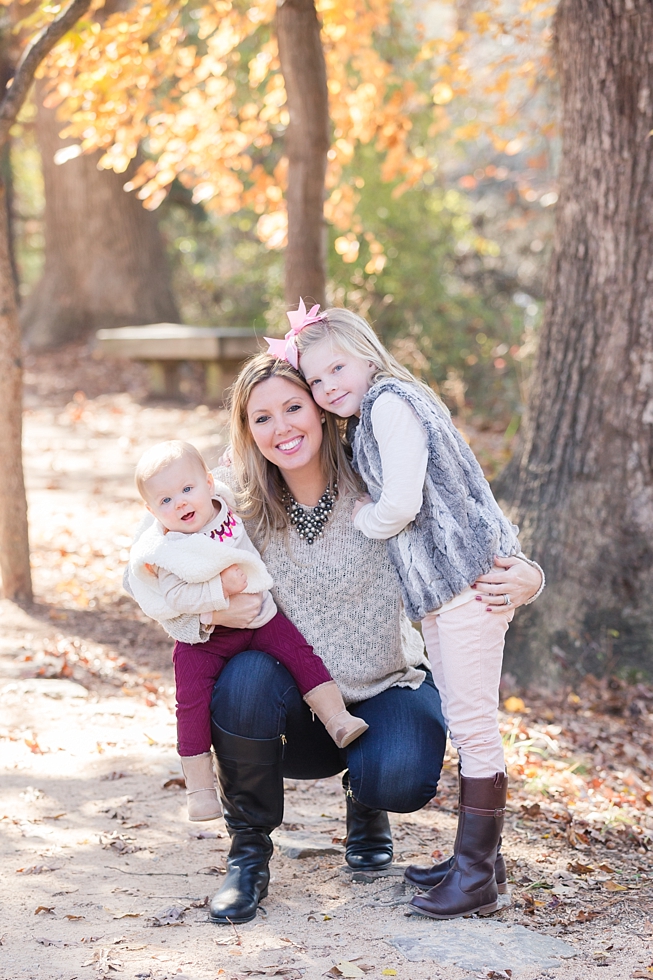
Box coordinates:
[295,307,441,405]
[227,352,362,548]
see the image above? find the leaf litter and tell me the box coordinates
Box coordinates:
[5,343,653,979]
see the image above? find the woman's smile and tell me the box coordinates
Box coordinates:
[277,435,303,453]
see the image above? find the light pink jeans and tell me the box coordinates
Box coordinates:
[421,598,513,779]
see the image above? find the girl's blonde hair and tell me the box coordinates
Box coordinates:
[135,440,208,499]
[227,352,362,548]
[295,307,441,405]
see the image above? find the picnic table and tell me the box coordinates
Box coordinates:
[95,323,262,403]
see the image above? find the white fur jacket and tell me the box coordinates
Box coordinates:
[128,479,275,635]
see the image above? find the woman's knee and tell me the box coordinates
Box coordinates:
[347,676,447,812]
[210,650,298,738]
[351,754,442,812]
[347,726,445,812]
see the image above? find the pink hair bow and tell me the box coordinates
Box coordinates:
[264,297,324,370]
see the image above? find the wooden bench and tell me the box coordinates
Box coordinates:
[95,323,262,403]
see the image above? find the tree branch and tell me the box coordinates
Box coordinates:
[0,0,93,148]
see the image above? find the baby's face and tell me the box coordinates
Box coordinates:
[143,457,216,533]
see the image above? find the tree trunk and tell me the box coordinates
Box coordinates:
[21,87,179,349]
[496,0,653,683]
[0,175,31,601]
[277,0,329,308]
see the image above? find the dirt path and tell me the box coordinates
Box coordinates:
[2,344,653,980]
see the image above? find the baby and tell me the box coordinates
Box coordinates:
[128,440,367,821]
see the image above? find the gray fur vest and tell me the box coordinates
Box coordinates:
[350,378,520,621]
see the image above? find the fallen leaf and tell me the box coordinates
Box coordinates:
[143,733,158,745]
[148,905,186,927]
[82,949,123,971]
[568,861,594,875]
[504,696,526,713]
[631,971,653,978]
[112,911,141,919]
[64,914,84,920]
[597,863,616,873]
[381,971,397,977]
[24,736,44,754]
[35,937,68,947]
[575,909,601,922]
[604,880,628,891]
[520,803,541,818]
[34,906,55,915]
[551,883,577,897]
[162,777,185,790]
[323,915,332,921]
[16,865,57,875]
[198,866,226,875]
[335,962,365,978]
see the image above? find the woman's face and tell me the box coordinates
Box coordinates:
[246,376,325,476]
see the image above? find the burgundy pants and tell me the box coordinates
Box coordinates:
[172,611,332,756]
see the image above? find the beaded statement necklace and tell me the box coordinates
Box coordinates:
[282,482,338,545]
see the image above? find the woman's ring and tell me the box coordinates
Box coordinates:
[503,594,511,606]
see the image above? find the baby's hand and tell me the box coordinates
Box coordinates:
[217,446,233,467]
[221,564,248,597]
[351,494,373,521]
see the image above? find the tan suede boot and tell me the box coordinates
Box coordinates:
[304,681,369,749]
[180,752,223,821]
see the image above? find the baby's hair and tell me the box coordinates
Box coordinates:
[135,440,208,499]
[295,307,441,405]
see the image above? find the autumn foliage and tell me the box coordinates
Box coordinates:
[22,0,556,265]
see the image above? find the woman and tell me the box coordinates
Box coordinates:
[172,353,543,925]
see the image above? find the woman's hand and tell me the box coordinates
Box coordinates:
[351,494,373,521]
[212,592,263,628]
[473,555,543,613]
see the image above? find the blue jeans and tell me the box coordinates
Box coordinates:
[210,650,447,813]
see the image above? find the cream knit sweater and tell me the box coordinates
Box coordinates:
[135,467,430,704]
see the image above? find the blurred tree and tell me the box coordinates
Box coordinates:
[496,0,653,682]
[21,85,178,349]
[327,145,525,420]
[0,0,92,603]
[276,0,329,306]
[43,0,429,308]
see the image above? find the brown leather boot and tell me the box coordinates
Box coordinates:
[409,772,507,919]
[404,838,507,894]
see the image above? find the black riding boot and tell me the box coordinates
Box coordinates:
[209,725,284,924]
[343,771,393,871]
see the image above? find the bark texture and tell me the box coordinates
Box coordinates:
[497,0,653,682]
[22,90,179,349]
[0,177,31,601]
[277,0,329,308]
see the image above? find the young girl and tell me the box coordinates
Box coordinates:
[266,300,544,920]
[127,440,368,821]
